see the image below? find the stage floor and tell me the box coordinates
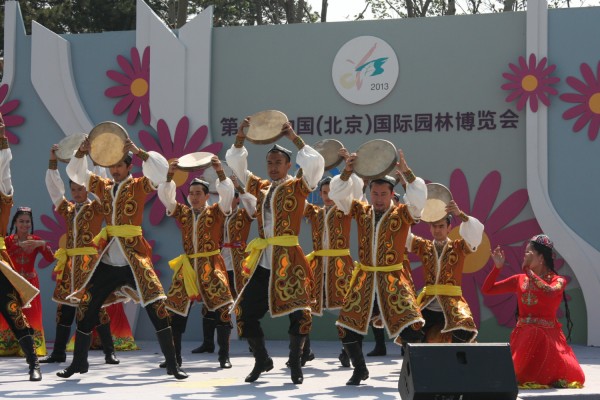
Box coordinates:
[1,340,599,399]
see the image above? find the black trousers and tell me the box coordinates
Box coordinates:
[236,266,310,338]
[76,262,169,333]
[0,272,33,339]
[421,308,474,343]
[56,303,109,327]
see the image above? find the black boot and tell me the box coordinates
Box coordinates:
[245,336,273,383]
[288,334,306,384]
[191,317,216,353]
[159,328,182,368]
[343,341,369,385]
[367,326,387,356]
[19,335,42,381]
[156,327,188,380]
[39,324,70,363]
[216,325,232,369]
[96,323,120,365]
[338,347,350,368]
[57,330,91,378]
[301,335,314,366]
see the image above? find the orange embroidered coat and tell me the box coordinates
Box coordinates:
[338,201,423,336]
[244,175,313,318]
[410,236,478,339]
[165,203,234,316]
[223,207,253,295]
[52,199,105,305]
[303,203,353,314]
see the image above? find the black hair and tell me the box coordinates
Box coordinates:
[234,191,240,199]
[10,208,34,235]
[123,152,133,167]
[319,177,332,192]
[531,240,574,341]
[189,181,209,195]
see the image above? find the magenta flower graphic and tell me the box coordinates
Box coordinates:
[501,54,559,112]
[559,61,600,141]
[134,117,223,225]
[36,207,163,277]
[105,47,151,125]
[0,83,25,144]
[410,169,543,328]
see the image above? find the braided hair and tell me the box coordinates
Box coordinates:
[530,240,574,341]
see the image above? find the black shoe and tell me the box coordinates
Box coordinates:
[191,317,216,353]
[343,341,369,386]
[156,327,188,380]
[19,335,42,381]
[245,336,273,382]
[39,352,66,363]
[96,323,120,365]
[338,348,350,368]
[367,326,387,356]
[288,334,306,384]
[56,330,91,379]
[366,344,387,356]
[216,325,232,369]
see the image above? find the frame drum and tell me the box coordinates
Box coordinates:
[56,133,87,163]
[421,183,453,222]
[353,139,398,180]
[313,139,344,171]
[245,110,288,144]
[88,122,128,167]
[177,152,214,172]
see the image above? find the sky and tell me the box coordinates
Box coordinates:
[306,0,596,22]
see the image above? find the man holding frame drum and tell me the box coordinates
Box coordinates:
[328,148,427,385]
[226,114,324,385]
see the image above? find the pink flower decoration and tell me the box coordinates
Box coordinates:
[559,61,600,141]
[105,47,151,125]
[410,169,543,327]
[502,54,559,112]
[35,208,163,277]
[0,83,25,144]
[133,117,223,225]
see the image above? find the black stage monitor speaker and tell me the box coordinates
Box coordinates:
[398,343,518,400]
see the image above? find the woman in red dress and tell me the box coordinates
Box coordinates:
[0,207,54,356]
[483,234,585,388]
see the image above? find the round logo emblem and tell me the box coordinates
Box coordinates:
[332,36,399,105]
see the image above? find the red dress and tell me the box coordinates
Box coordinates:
[0,234,54,356]
[482,266,585,387]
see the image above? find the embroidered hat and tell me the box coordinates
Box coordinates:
[267,144,292,162]
[189,178,210,192]
[530,234,553,250]
[369,175,396,189]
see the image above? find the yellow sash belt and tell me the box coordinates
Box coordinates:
[53,247,99,281]
[169,249,221,299]
[345,261,404,299]
[416,284,463,306]
[243,235,299,277]
[93,225,143,245]
[0,237,5,250]
[305,248,350,263]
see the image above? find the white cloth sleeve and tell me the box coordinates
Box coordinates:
[239,192,257,217]
[0,148,13,196]
[404,177,427,220]
[66,154,93,189]
[91,164,108,179]
[225,145,252,188]
[142,151,169,187]
[45,169,66,207]
[216,177,234,215]
[157,181,177,215]
[328,174,358,215]
[296,144,325,191]
[459,215,484,251]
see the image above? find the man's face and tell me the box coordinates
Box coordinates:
[370,182,393,212]
[429,219,451,242]
[109,161,132,183]
[231,195,240,209]
[320,184,334,207]
[70,181,88,203]
[188,185,209,209]
[266,151,291,181]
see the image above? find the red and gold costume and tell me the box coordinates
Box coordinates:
[222,196,255,295]
[408,214,483,343]
[303,203,353,314]
[482,266,585,387]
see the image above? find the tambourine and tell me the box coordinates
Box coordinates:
[202,162,234,194]
[421,183,453,223]
[245,110,288,144]
[88,122,128,167]
[353,139,398,180]
[313,139,344,171]
[177,152,214,172]
[56,133,87,163]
